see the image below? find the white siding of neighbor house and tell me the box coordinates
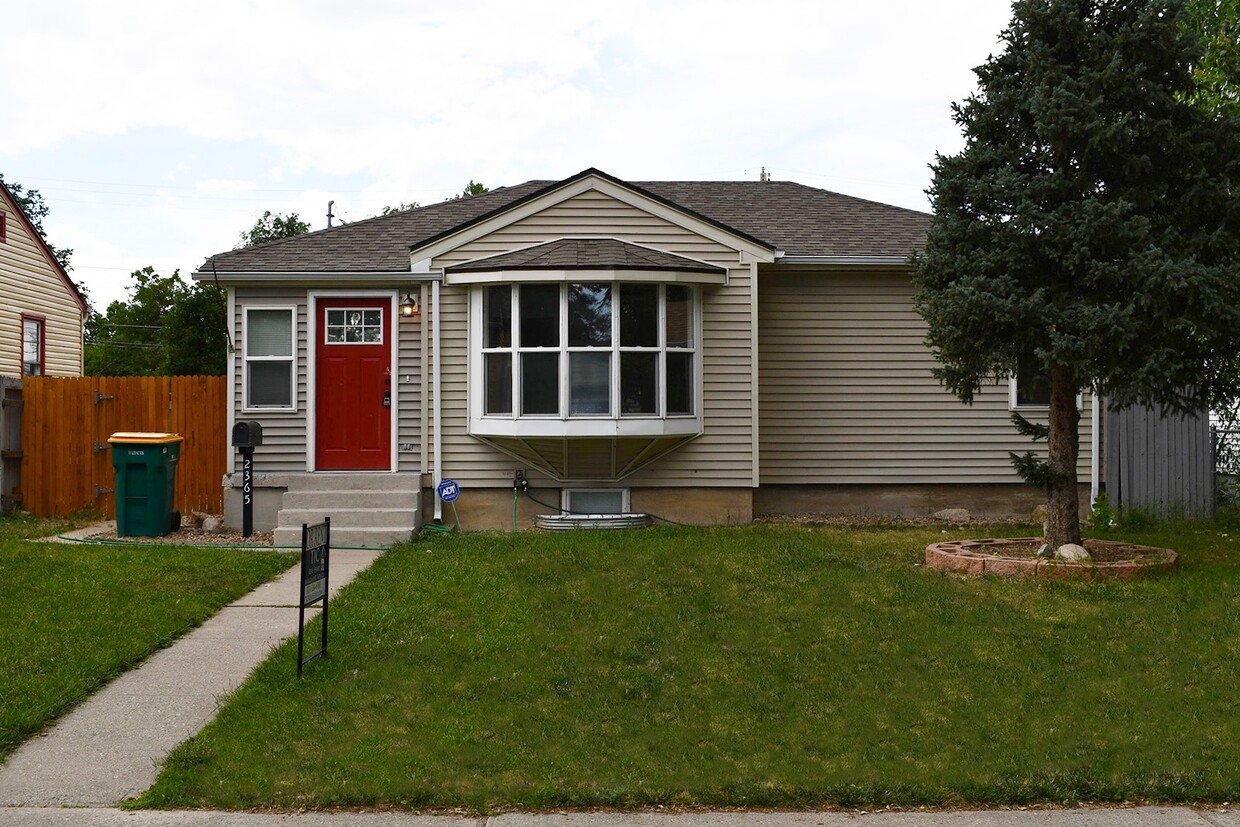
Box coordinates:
[757,268,1094,484]
[0,193,83,377]
[231,287,426,475]
[428,189,756,487]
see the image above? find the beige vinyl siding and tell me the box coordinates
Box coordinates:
[429,189,755,487]
[231,288,309,473]
[758,269,1094,484]
[0,196,83,377]
[396,305,423,473]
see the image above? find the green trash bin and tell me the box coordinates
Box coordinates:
[108,432,184,537]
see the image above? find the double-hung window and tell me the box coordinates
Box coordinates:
[477,283,698,428]
[244,307,296,410]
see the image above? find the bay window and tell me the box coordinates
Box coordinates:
[473,282,699,434]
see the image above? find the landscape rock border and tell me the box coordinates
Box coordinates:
[925,537,1178,580]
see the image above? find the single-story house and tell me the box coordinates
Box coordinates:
[197,168,1098,545]
[0,180,88,378]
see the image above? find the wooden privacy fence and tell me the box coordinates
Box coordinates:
[20,376,227,518]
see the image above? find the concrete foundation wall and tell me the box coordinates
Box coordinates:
[754,483,1091,520]
[422,486,755,531]
[222,476,287,532]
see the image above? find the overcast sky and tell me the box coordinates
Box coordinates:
[1,1,1014,308]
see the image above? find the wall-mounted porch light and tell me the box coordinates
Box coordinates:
[400,292,420,317]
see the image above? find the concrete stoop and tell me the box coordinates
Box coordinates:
[273,474,421,548]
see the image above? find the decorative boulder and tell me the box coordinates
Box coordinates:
[202,516,223,534]
[934,508,971,522]
[1055,543,1091,562]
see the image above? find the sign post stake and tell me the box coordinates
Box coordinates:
[297,516,331,676]
[240,447,254,538]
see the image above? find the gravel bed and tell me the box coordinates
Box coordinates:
[83,520,276,547]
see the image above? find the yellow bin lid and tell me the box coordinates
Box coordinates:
[107,432,184,444]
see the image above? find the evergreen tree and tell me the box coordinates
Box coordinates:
[912,0,1240,547]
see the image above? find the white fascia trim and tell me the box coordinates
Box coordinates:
[411,174,778,265]
[193,270,436,283]
[306,289,400,473]
[445,268,727,286]
[776,256,911,266]
[227,287,236,475]
[470,416,703,439]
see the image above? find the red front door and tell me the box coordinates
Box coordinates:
[315,299,392,470]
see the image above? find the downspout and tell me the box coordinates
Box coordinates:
[432,277,443,522]
[1091,388,1101,504]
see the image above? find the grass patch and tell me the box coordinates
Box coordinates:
[138,522,1240,811]
[0,514,296,759]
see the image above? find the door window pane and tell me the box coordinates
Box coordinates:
[521,352,559,415]
[570,352,610,415]
[666,285,693,348]
[520,285,559,348]
[619,284,658,347]
[485,353,512,415]
[666,352,693,415]
[620,352,657,415]
[568,284,611,347]
[484,285,512,348]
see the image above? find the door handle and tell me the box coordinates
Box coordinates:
[383,390,391,408]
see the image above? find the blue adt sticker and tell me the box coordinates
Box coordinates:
[436,479,460,503]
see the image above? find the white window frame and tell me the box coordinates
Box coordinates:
[469,283,703,438]
[1008,364,1083,411]
[21,315,44,377]
[242,305,297,412]
[562,488,630,515]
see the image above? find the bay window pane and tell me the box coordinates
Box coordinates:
[570,352,610,415]
[620,352,657,415]
[521,352,559,415]
[485,352,512,415]
[666,352,693,415]
[520,285,559,347]
[568,284,611,346]
[619,284,657,347]
[666,285,693,348]
[484,285,512,348]
[248,361,292,407]
[247,309,292,357]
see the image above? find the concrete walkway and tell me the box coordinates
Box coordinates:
[0,545,382,807]
[0,806,1234,826]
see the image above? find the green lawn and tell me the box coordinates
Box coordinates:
[138,519,1240,812]
[0,514,296,758]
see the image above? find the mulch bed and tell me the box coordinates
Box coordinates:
[925,537,1178,580]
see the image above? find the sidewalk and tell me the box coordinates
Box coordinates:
[0,543,382,807]
[0,806,1233,826]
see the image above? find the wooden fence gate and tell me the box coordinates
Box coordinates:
[19,376,226,518]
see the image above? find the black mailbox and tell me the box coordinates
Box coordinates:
[232,420,264,448]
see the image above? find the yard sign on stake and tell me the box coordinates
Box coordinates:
[297,517,330,676]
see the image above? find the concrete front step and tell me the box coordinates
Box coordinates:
[282,490,419,510]
[272,525,416,549]
[277,507,417,529]
[286,473,422,492]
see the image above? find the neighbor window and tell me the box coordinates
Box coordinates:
[21,315,44,376]
[480,283,696,419]
[1011,353,1051,408]
[244,307,295,409]
[0,212,7,243]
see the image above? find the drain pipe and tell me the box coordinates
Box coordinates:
[432,277,444,523]
[1091,388,1101,504]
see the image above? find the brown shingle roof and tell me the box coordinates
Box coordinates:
[198,170,928,274]
[446,238,725,274]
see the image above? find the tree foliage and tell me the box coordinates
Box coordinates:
[237,210,311,248]
[912,0,1240,545]
[86,267,226,376]
[454,180,489,199]
[0,174,74,271]
[1183,0,1240,117]
[380,201,420,215]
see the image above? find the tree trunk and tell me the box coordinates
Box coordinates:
[1045,363,1082,548]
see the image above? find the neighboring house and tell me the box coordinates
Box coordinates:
[0,181,88,378]
[198,168,1099,542]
